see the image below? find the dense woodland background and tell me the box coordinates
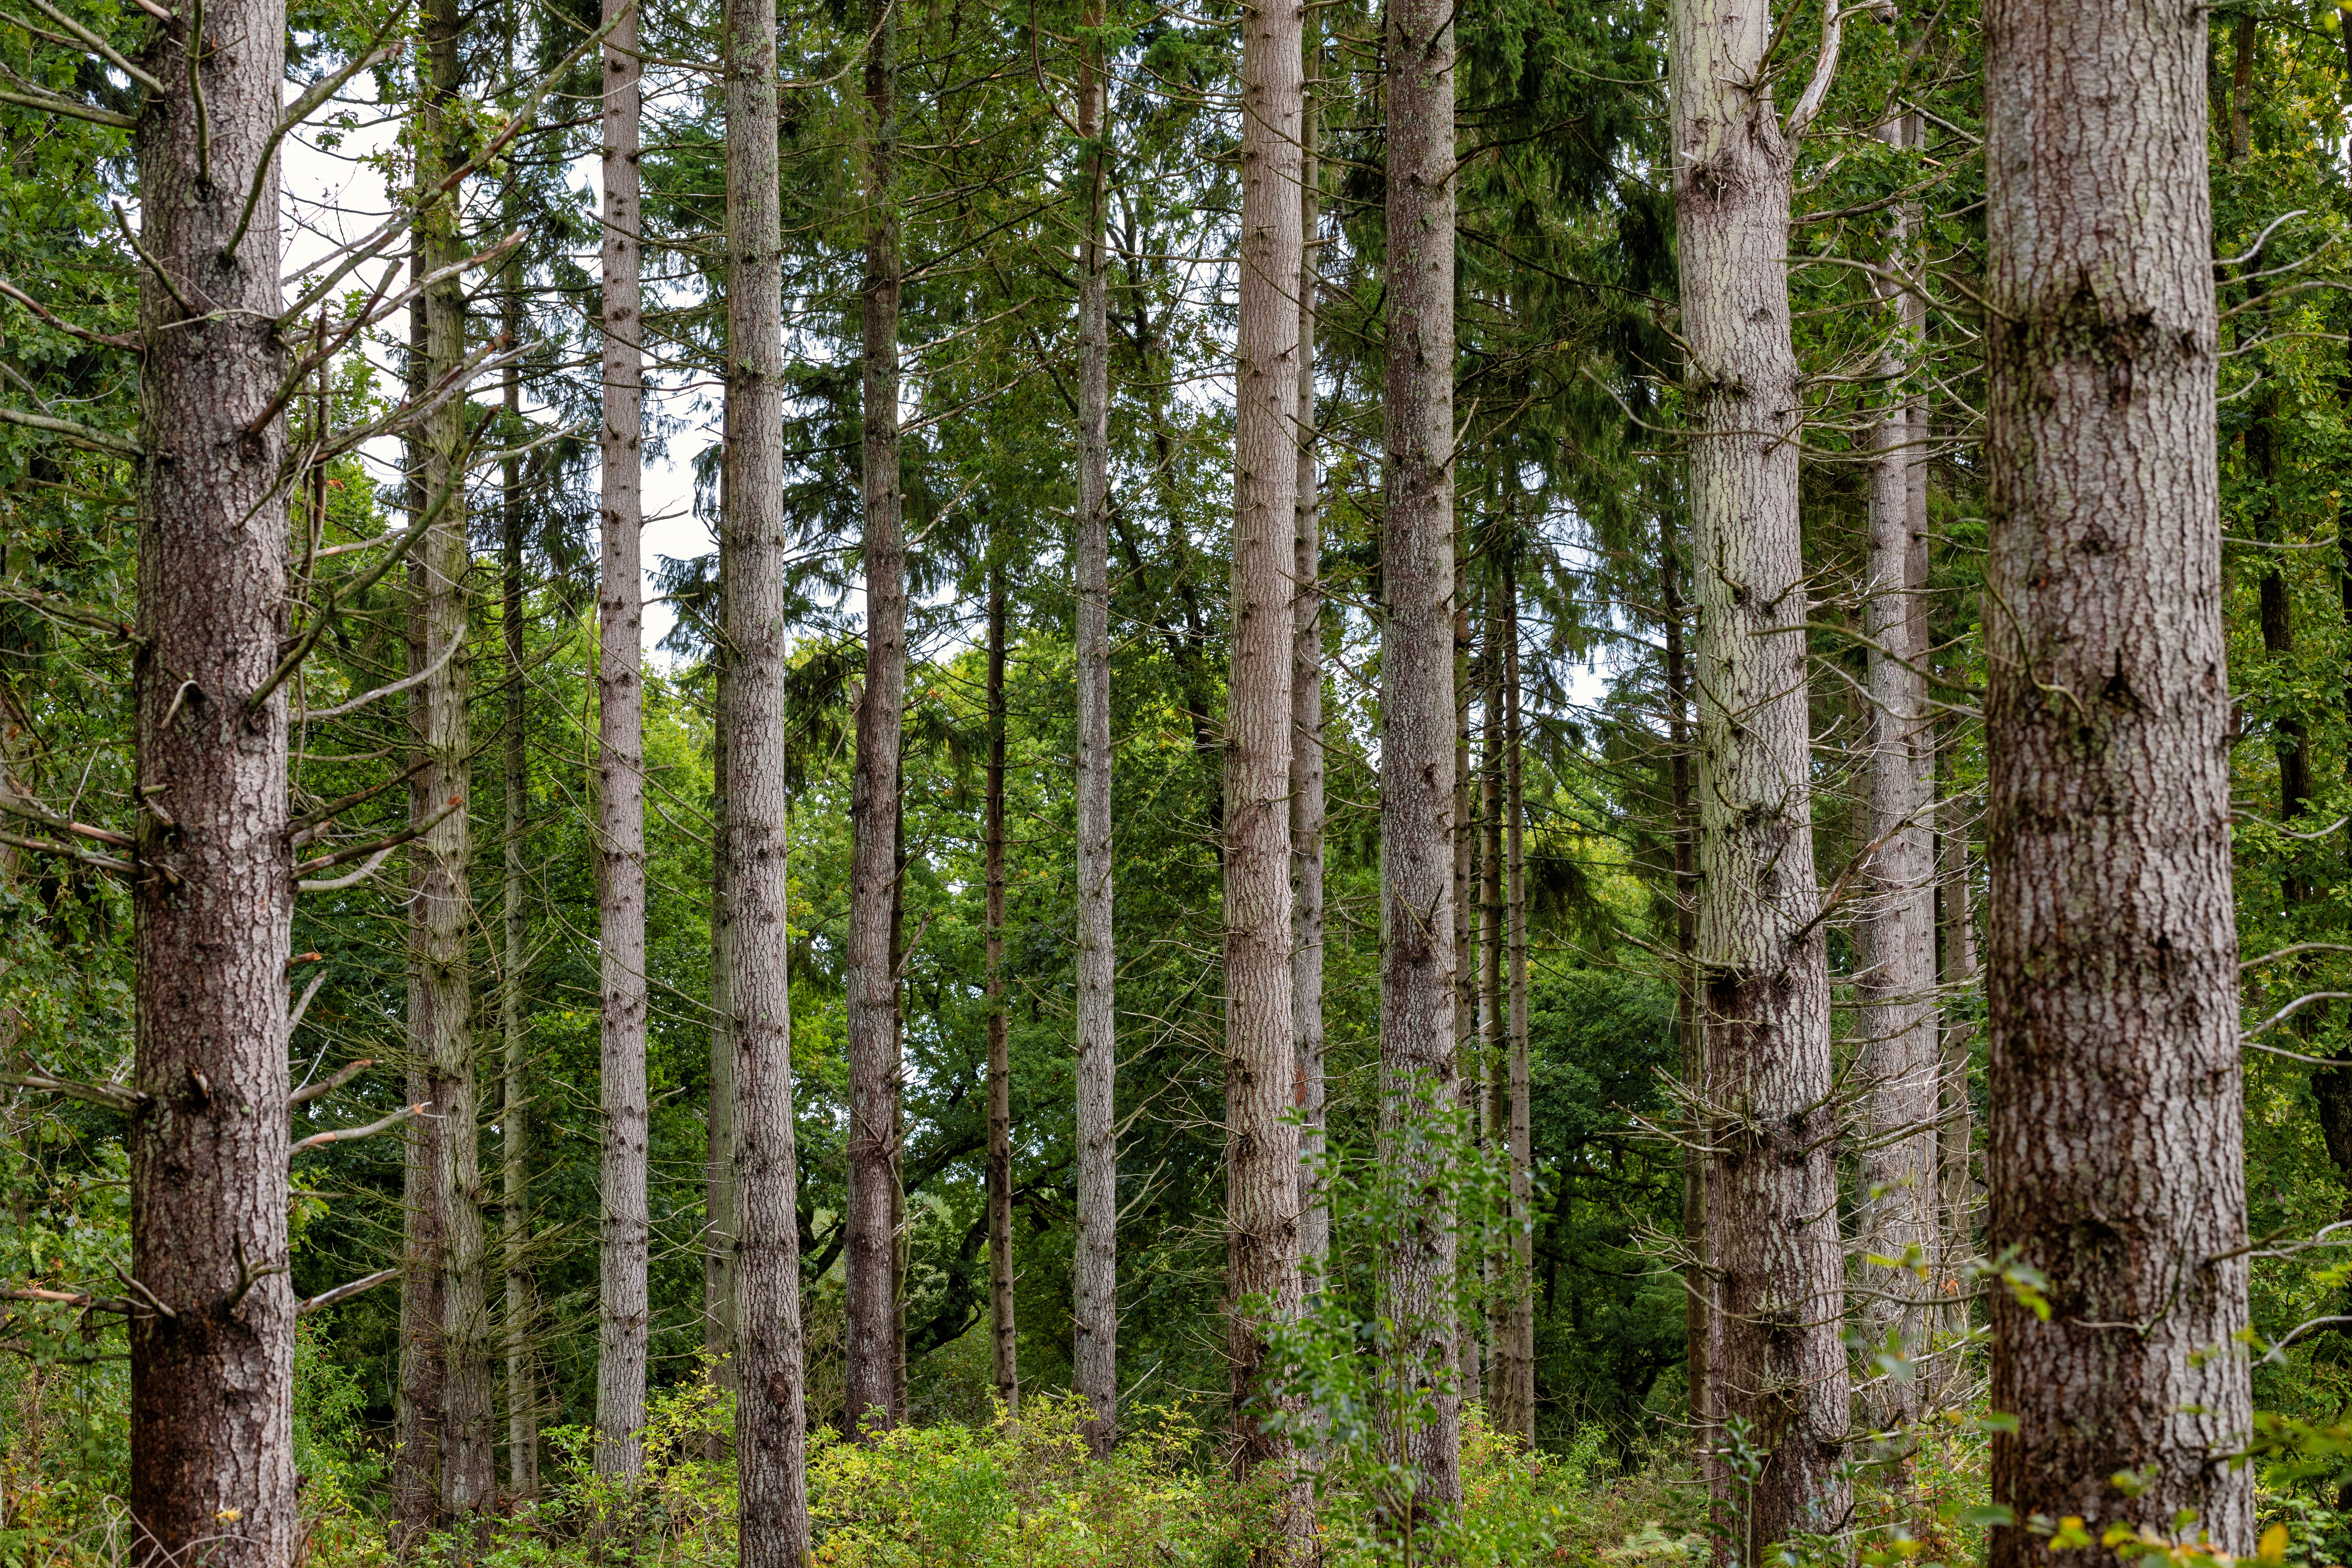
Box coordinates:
[7,0,2352,1558]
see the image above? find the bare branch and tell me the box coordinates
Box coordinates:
[0,404,139,458]
[0,276,139,349]
[0,1069,150,1113]
[288,1056,369,1106]
[291,1100,426,1155]
[298,1267,398,1316]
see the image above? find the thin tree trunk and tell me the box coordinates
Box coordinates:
[1225,0,1305,1533]
[1855,108,1937,1434]
[1480,607,1505,1422]
[1450,554,1476,1401]
[890,785,909,1424]
[845,0,906,1434]
[985,551,1017,1415]
[394,225,443,1542]
[499,266,539,1502]
[1668,0,1849,1542]
[1981,0,2253,1553]
[1291,48,1327,1300]
[725,0,810,1542]
[706,637,739,1457]
[1933,715,1975,1372]
[1661,525,1705,1445]
[595,0,650,1477]
[418,0,491,1514]
[1502,551,1534,1444]
[1071,4,1119,1457]
[1381,0,1463,1517]
[126,0,296,1550]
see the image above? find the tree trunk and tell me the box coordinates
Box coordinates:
[499,268,539,1502]
[394,225,444,1541]
[1934,714,1975,1373]
[1668,0,1850,1542]
[1480,603,1505,1422]
[127,0,296,1551]
[1292,48,1327,1300]
[725,0,811,1542]
[1855,110,1937,1434]
[706,637,739,1458]
[1450,555,1477,1401]
[1661,525,1706,1444]
[985,551,1017,1416]
[1502,552,1534,1444]
[845,0,906,1435]
[1071,7,1119,1457]
[595,0,650,1478]
[1225,0,1304,1531]
[417,0,492,1516]
[1381,0,1463,1517]
[1981,0,2253,1554]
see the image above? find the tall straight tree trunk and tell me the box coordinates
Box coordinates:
[706,639,739,1457]
[1981,0,2253,1554]
[1381,0,1463,1517]
[1501,552,1534,1444]
[890,789,909,1424]
[394,226,444,1540]
[1855,110,1936,1433]
[845,0,906,1434]
[1668,0,1849,1545]
[1480,607,1505,1421]
[1071,4,1119,1457]
[985,550,1017,1415]
[499,270,539,1501]
[1661,526,1706,1441]
[1291,48,1328,1297]
[126,0,296,1552]
[595,0,650,1477]
[1450,559,1477,1400]
[1933,716,1975,1368]
[1225,0,1305,1531]
[725,0,811,1545]
[416,0,492,1515]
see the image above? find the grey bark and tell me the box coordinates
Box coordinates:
[1501,554,1534,1443]
[1291,53,1327,1298]
[126,0,296,1551]
[1480,610,1505,1420]
[1854,110,1937,1434]
[595,0,650,1477]
[1381,0,1464,1514]
[725,0,811,1544]
[706,639,739,1454]
[1667,0,1850,1543]
[845,0,906,1434]
[1225,0,1305,1528]
[1981,0,2254,1554]
[416,0,492,1515]
[985,550,1017,1415]
[1072,7,1119,1457]
[1450,556,1477,1401]
[498,268,539,1501]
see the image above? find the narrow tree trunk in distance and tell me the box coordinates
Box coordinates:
[1855,110,1937,1434]
[1381,0,1463,1513]
[1450,556,1476,1400]
[1502,554,1534,1444]
[595,0,650,1476]
[890,787,909,1424]
[1661,529,1706,1443]
[1292,55,1328,1297]
[705,640,739,1460]
[726,0,811,1543]
[419,0,491,1513]
[1480,612,1505,1422]
[1071,7,1119,1456]
[986,552,1017,1415]
[1933,718,1975,1373]
[1981,0,2253,1553]
[1668,0,1850,1541]
[394,228,444,1541]
[1225,0,1305,1530]
[845,0,906,1434]
[499,272,539,1501]
[127,0,296,1549]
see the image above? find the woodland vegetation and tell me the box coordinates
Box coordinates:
[4,0,2351,1561]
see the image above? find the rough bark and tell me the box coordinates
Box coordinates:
[1381,0,1463,1514]
[1450,556,1477,1401]
[127,0,296,1552]
[1855,110,1937,1433]
[1480,608,1505,1422]
[1661,533,1706,1440]
[985,550,1017,1415]
[498,272,539,1501]
[595,0,650,1477]
[1668,0,1850,1542]
[1071,8,1119,1456]
[416,0,492,1516]
[844,0,906,1434]
[726,0,811,1544]
[1225,0,1305,1525]
[1981,0,2254,1554]
[1291,55,1327,1299]
[705,640,739,1457]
